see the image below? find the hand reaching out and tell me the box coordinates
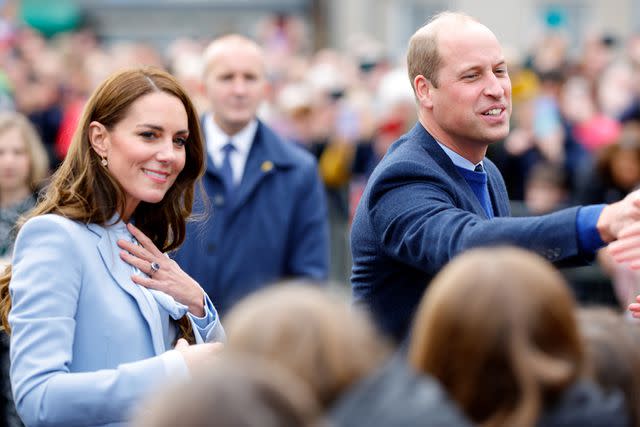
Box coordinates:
[597,190,640,243]
[607,222,640,318]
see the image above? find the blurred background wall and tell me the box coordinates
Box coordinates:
[62,0,640,56]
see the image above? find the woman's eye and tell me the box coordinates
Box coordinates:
[174,137,187,147]
[139,132,156,139]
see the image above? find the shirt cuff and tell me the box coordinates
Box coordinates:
[576,205,607,254]
[160,349,190,381]
[186,293,219,341]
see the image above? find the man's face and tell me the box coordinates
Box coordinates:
[204,43,266,135]
[427,22,512,151]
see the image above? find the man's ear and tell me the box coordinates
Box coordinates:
[88,121,110,157]
[414,75,434,109]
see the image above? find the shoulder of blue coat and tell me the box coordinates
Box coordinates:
[21,213,84,232]
[256,121,317,169]
[19,214,96,245]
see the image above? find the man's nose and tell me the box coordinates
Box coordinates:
[232,77,248,94]
[483,74,505,98]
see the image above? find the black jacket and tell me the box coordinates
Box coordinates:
[538,380,628,427]
[330,354,472,427]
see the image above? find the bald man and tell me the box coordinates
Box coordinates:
[173,35,329,315]
[350,12,640,341]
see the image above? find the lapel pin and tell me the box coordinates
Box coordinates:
[261,160,274,173]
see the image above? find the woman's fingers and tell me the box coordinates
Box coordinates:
[117,239,150,260]
[127,223,163,257]
[120,250,159,277]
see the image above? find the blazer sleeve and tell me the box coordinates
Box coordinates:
[285,159,330,280]
[9,216,185,427]
[368,160,584,273]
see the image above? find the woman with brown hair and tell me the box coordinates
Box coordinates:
[409,246,626,427]
[0,66,224,426]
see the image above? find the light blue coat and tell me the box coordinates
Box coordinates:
[8,214,225,426]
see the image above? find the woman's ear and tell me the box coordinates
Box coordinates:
[88,121,110,157]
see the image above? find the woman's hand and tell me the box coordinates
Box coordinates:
[117,223,206,317]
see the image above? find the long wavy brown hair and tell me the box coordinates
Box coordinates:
[0,66,206,343]
[409,247,584,427]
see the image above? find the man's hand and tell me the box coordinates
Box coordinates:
[628,295,640,318]
[597,191,640,243]
[608,221,640,267]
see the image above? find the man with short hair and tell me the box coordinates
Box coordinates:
[174,35,329,315]
[351,12,640,341]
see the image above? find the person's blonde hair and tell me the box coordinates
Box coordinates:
[224,283,391,408]
[409,247,584,427]
[0,111,49,192]
[0,67,206,342]
[133,353,323,427]
[406,11,477,91]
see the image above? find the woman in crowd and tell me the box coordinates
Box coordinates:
[0,111,48,260]
[0,66,224,426]
[409,246,626,427]
[0,111,48,427]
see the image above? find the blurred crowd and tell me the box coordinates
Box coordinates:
[4,7,640,292]
[0,7,419,285]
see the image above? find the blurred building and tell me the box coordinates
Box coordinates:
[73,0,640,60]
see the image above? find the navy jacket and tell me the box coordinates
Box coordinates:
[173,120,329,315]
[351,123,588,341]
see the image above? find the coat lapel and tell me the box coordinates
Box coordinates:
[88,223,165,355]
[228,140,274,215]
[200,118,297,217]
[487,172,510,217]
[226,122,292,217]
[416,125,492,218]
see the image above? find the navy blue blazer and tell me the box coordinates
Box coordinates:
[351,123,588,341]
[173,120,329,315]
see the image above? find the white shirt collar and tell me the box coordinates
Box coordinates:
[204,114,258,185]
[435,141,483,172]
[204,114,258,161]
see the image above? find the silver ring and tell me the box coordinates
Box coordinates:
[149,261,160,277]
